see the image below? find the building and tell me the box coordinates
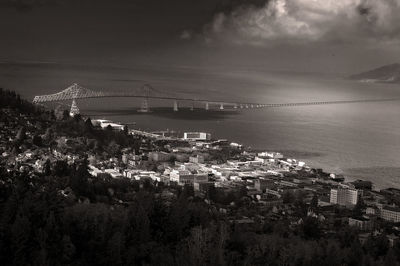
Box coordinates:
[350,180,373,190]
[189,155,205,164]
[254,179,274,192]
[149,151,172,162]
[91,119,112,127]
[257,152,283,159]
[194,181,214,193]
[348,216,373,231]
[92,119,125,131]
[100,122,124,131]
[183,132,211,141]
[104,169,123,179]
[380,205,400,223]
[330,188,359,206]
[169,169,193,185]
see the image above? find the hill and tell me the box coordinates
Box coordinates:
[349,63,400,84]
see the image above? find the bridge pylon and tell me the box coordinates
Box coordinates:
[69,99,80,117]
[138,97,150,113]
[173,100,179,112]
[205,102,209,110]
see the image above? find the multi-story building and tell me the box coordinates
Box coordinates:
[189,155,205,164]
[348,216,373,231]
[170,170,208,185]
[149,151,172,162]
[380,205,400,223]
[330,188,359,206]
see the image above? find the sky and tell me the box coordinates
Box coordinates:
[1,0,400,74]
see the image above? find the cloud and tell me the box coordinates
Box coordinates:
[0,0,59,11]
[180,30,193,40]
[202,0,400,46]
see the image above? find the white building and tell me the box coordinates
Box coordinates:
[183,132,211,141]
[330,188,359,206]
[92,119,124,131]
[104,169,123,179]
[258,152,284,159]
[380,206,400,223]
[170,169,193,185]
[100,122,124,131]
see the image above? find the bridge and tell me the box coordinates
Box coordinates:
[32,83,400,116]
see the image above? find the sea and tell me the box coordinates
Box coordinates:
[1,62,400,189]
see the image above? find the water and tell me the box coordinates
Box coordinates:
[1,62,400,189]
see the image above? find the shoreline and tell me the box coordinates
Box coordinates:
[91,115,392,191]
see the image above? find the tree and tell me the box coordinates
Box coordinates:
[43,159,51,176]
[61,235,76,264]
[310,193,318,209]
[353,197,366,217]
[43,128,53,143]
[282,191,295,204]
[84,118,93,133]
[300,217,321,240]
[33,134,43,146]
[62,110,70,120]
[73,113,82,123]
[53,160,69,177]
[107,232,124,266]
[384,249,399,266]
[70,161,89,196]
[16,126,26,141]
[12,209,32,265]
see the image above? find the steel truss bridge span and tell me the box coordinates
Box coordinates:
[32,83,400,113]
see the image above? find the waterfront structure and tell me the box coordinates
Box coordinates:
[99,122,124,131]
[330,187,359,206]
[183,132,211,141]
[258,152,284,159]
[92,119,124,131]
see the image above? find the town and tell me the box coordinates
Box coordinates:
[1,89,400,265]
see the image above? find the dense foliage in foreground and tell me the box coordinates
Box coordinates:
[1,171,400,266]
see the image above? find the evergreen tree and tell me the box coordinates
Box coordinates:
[32,134,43,146]
[12,209,32,266]
[16,126,26,142]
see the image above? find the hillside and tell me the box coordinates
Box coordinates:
[349,63,400,83]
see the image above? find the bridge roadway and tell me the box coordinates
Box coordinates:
[33,92,400,109]
[31,83,400,109]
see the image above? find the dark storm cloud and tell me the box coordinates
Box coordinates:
[0,0,60,11]
[198,0,400,46]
